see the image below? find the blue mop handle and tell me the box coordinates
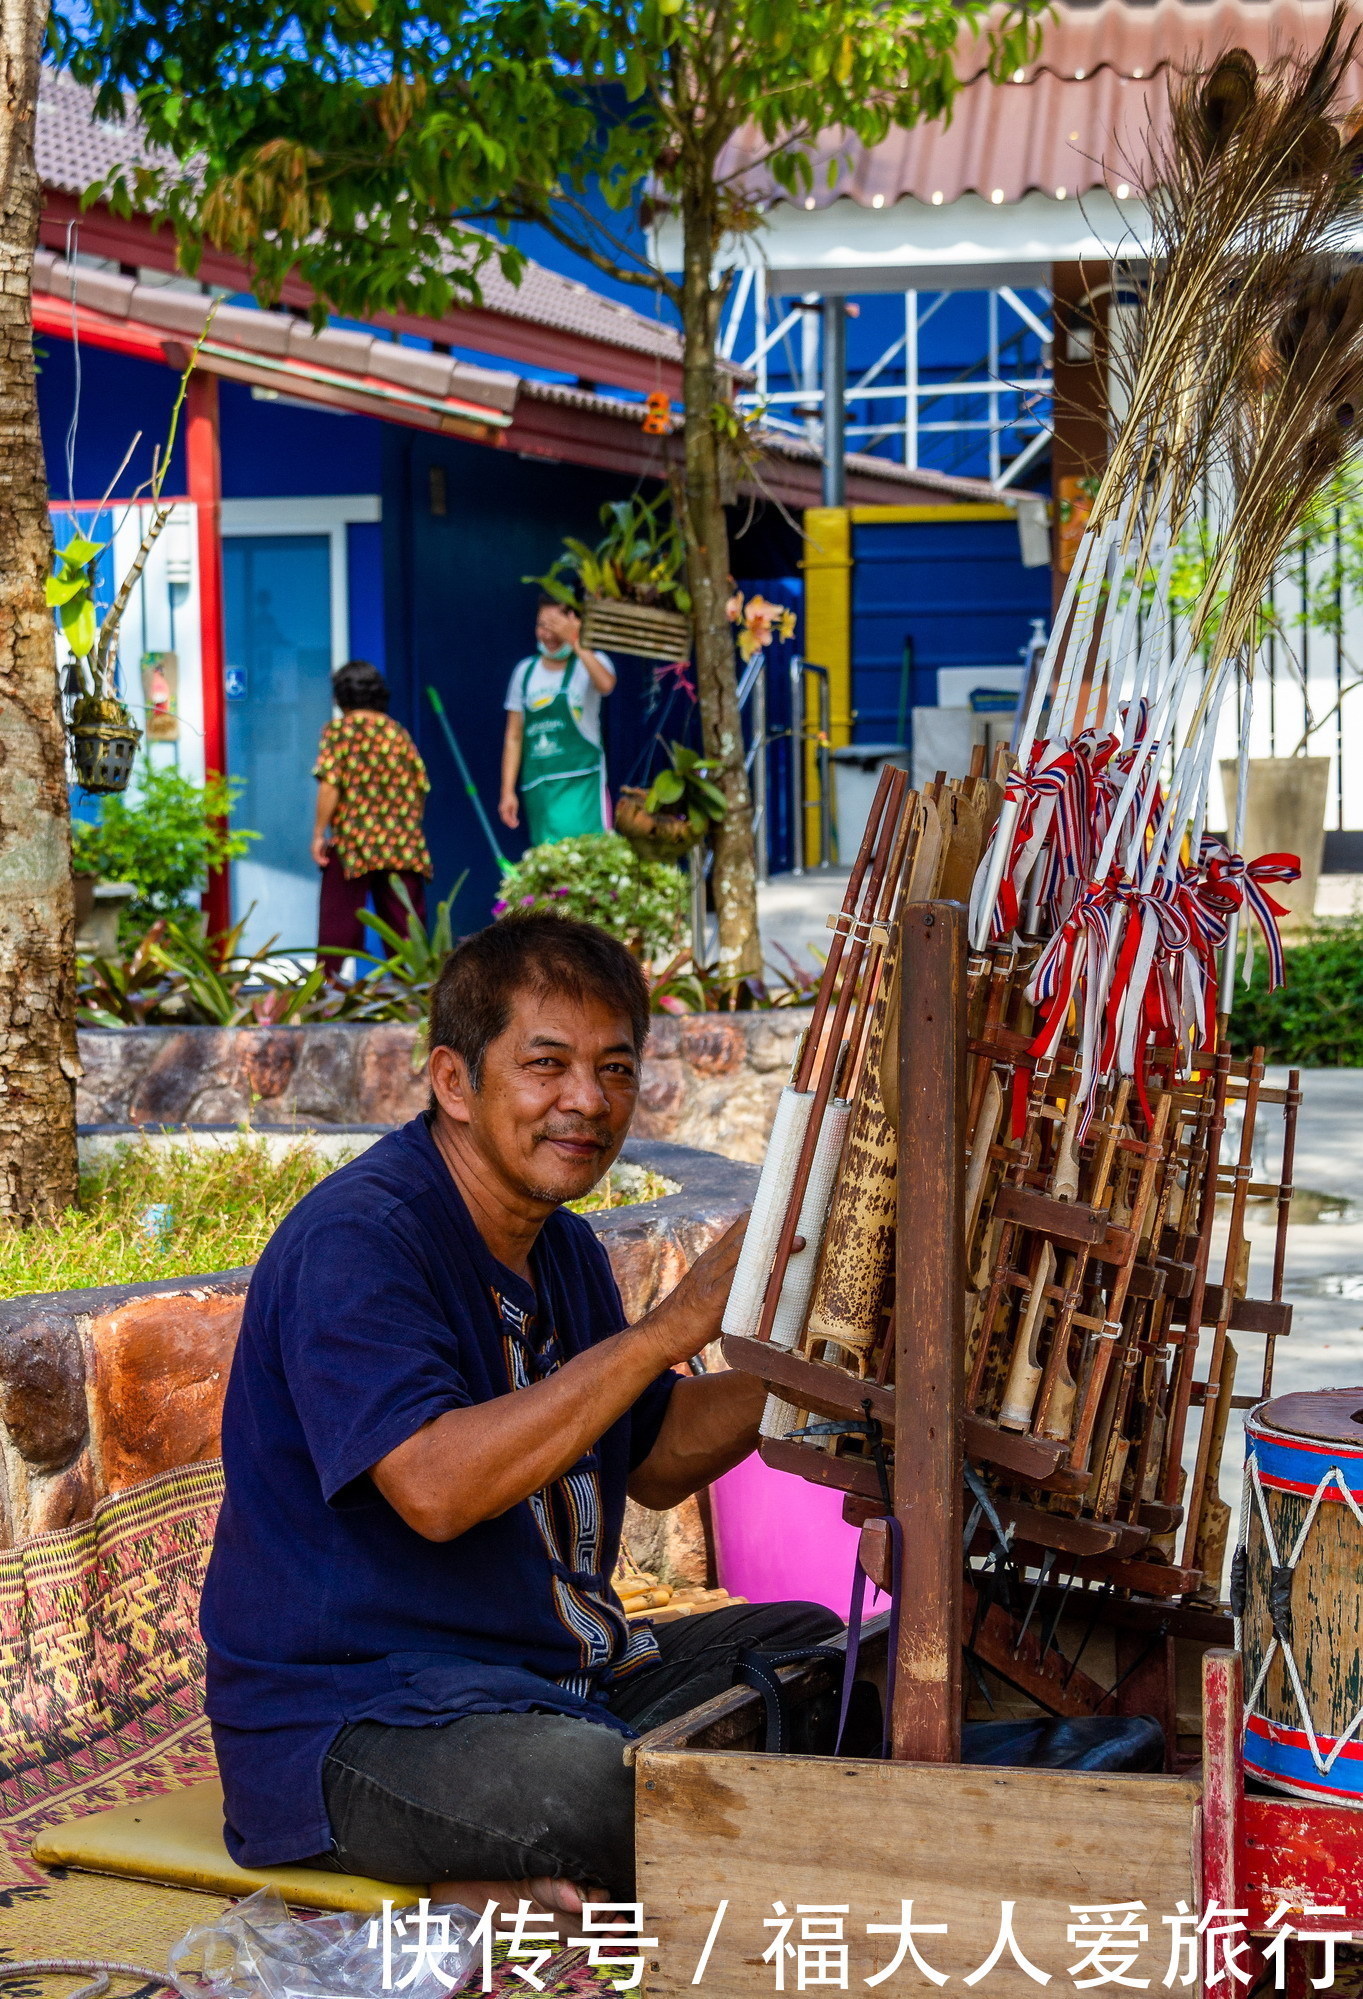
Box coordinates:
[425,685,512,875]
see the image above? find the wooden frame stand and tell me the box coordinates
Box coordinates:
[634,904,1205,1993]
[892,900,966,1761]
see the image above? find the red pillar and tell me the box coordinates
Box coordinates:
[187,372,231,937]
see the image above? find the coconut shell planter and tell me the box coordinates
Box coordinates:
[69,696,143,795]
[579,596,693,663]
[615,788,702,862]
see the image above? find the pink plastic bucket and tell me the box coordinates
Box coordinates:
[710,1449,860,1616]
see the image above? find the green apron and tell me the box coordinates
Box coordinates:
[519,655,606,847]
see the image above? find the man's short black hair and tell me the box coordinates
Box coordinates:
[333,659,390,713]
[429,913,649,1090]
[537,590,581,615]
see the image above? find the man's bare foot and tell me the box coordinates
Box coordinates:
[432,1877,610,1920]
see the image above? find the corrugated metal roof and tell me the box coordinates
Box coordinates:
[725,0,1363,209]
[36,68,684,368]
[519,375,1004,496]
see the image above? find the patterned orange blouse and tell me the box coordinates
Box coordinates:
[313,711,433,881]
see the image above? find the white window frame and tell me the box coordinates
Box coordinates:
[219,494,381,669]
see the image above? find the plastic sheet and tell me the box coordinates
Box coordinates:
[169,1887,479,1999]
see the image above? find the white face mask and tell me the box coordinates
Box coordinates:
[542,641,573,661]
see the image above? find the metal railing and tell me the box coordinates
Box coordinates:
[789,656,832,876]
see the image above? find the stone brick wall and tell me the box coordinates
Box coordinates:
[0,1139,756,1550]
[76,1013,811,1164]
[77,1024,429,1131]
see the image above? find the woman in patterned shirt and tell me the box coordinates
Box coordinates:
[312,660,432,975]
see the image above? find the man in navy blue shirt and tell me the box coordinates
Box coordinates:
[201,912,837,1913]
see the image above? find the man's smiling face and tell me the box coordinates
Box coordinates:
[432,984,639,1208]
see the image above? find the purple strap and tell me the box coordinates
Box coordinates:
[835,1515,903,1757]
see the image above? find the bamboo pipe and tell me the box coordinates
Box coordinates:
[1123,1088,1205,1520]
[1180,1047,1264,1566]
[964,1055,1053,1411]
[1030,1079,1132,1440]
[793,765,899,1091]
[1066,1092,1171,1475]
[1159,1050,1232,1508]
[753,769,908,1344]
[728,767,896,1345]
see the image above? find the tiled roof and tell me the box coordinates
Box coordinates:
[32,249,521,427]
[36,68,168,196]
[723,0,1363,209]
[36,68,685,369]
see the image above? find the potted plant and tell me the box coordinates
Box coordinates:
[528,492,693,662]
[53,335,207,794]
[616,740,728,861]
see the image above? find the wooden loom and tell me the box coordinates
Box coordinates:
[717,751,1299,1752]
[632,862,1322,1998]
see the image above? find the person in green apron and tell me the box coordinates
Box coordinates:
[500,596,616,847]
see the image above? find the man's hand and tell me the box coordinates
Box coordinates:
[498,791,520,829]
[311,830,331,868]
[635,1214,746,1370]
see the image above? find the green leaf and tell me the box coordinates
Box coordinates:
[650,769,685,804]
[61,598,97,656]
[59,535,105,566]
[45,575,84,606]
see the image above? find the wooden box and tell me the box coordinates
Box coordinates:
[632,1655,1202,1997]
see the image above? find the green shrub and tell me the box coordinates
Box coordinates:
[71,764,257,928]
[1228,914,1363,1065]
[0,1135,339,1294]
[493,831,686,958]
[0,1136,673,1298]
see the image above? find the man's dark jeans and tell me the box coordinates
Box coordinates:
[313,1600,840,1896]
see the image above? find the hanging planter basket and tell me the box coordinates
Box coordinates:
[579,596,693,663]
[615,787,703,862]
[69,695,142,795]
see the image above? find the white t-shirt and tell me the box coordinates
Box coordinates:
[504,653,614,750]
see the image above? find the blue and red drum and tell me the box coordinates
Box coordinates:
[1237,1391,1363,1805]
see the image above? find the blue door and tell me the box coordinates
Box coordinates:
[223,534,333,953]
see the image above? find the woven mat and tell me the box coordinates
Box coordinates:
[0,1868,231,1994]
[0,1464,613,1996]
[0,1872,610,1998]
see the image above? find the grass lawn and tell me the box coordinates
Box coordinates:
[0,1136,672,1297]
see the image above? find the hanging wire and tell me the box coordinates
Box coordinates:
[63,219,83,505]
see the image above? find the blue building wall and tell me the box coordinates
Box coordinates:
[35,339,386,503]
[850,517,1051,741]
[37,338,188,499]
[218,380,385,499]
[39,317,1049,938]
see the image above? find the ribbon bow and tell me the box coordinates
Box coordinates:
[1198,840,1301,991]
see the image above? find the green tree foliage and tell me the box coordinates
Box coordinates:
[52,0,1038,980]
[1229,917,1363,1065]
[70,765,256,925]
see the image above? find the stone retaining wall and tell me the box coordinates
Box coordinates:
[0,1138,755,1551]
[76,1012,810,1164]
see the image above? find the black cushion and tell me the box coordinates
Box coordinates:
[961,1714,1165,1773]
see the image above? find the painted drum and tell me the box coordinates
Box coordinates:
[1237,1391,1363,1806]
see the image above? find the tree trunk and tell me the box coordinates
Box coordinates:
[678,177,762,983]
[0,0,80,1222]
